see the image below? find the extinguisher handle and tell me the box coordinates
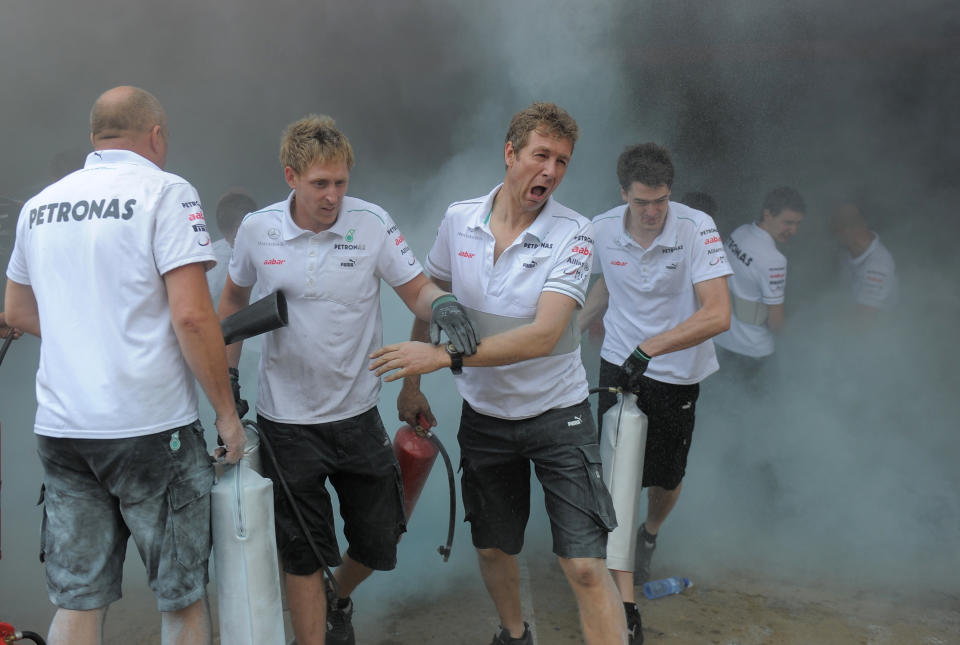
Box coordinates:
[414,413,432,436]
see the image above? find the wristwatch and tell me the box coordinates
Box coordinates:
[445,342,463,375]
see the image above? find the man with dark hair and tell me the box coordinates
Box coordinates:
[713,186,805,371]
[4,85,245,645]
[580,142,731,643]
[218,114,476,645]
[373,102,627,645]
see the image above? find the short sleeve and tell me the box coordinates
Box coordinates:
[424,210,454,282]
[5,202,31,285]
[543,221,594,306]
[855,264,895,308]
[227,216,260,288]
[759,259,787,304]
[690,216,733,284]
[153,182,216,276]
[376,213,423,287]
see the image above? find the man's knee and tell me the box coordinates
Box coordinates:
[558,556,609,588]
[476,546,512,565]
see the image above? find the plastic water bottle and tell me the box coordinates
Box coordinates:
[642,576,692,599]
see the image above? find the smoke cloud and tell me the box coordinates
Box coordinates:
[1,0,958,636]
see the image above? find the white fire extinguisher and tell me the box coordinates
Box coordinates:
[599,391,648,573]
[211,421,285,645]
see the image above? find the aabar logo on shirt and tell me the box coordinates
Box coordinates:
[571,245,591,256]
[458,250,475,259]
[264,258,286,265]
[610,260,628,267]
[394,235,405,246]
[703,235,721,245]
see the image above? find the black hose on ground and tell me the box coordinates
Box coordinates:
[17,631,46,645]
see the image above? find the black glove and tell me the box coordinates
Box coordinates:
[429,294,478,356]
[616,346,652,392]
[228,367,249,418]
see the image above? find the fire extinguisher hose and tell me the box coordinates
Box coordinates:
[425,431,456,562]
[255,422,340,598]
[0,333,14,369]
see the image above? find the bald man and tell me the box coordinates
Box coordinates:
[4,86,245,645]
[831,203,898,316]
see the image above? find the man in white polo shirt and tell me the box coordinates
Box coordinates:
[830,202,897,316]
[217,115,476,645]
[713,186,806,377]
[579,142,731,641]
[372,103,627,645]
[4,86,245,645]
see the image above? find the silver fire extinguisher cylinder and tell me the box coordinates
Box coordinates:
[600,392,648,572]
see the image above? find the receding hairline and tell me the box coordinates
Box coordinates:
[90,86,166,141]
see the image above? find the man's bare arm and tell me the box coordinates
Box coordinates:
[217,274,254,369]
[374,290,578,381]
[766,303,785,332]
[579,276,609,333]
[3,279,41,337]
[638,276,731,357]
[165,263,245,463]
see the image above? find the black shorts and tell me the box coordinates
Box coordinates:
[458,399,616,559]
[258,407,405,575]
[598,358,700,490]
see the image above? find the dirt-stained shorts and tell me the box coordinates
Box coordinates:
[257,407,405,575]
[37,421,214,612]
[598,358,700,490]
[458,399,617,559]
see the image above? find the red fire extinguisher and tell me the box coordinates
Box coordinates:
[0,622,46,644]
[393,415,456,561]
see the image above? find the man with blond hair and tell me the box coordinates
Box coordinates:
[4,85,245,645]
[218,114,476,645]
[372,103,628,645]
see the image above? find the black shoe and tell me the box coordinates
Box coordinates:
[625,602,644,645]
[326,582,356,645]
[490,621,531,644]
[633,525,657,585]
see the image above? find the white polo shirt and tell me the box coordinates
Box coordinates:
[843,234,897,311]
[6,150,215,438]
[425,184,592,420]
[592,202,732,385]
[229,192,422,424]
[713,222,786,358]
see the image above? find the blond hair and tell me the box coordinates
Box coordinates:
[279,114,354,175]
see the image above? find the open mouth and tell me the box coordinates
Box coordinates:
[530,185,547,199]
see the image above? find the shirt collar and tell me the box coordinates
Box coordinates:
[281,191,353,241]
[751,222,777,246]
[467,183,557,245]
[84,149,160,171]
[849,232,880,265]
[616,202,679,249]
